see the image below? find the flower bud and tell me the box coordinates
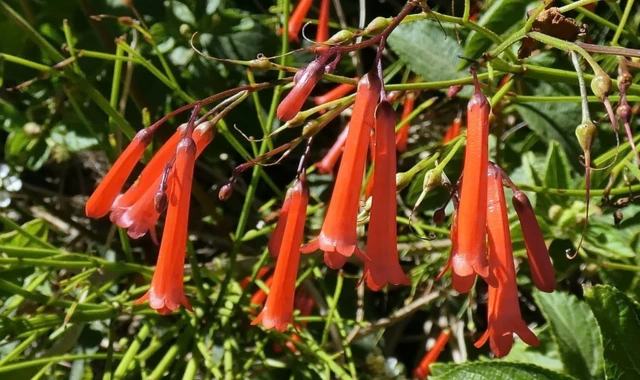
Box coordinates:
[617,103,631,122]
[590,72,611,101]
[575,121,597,152]
[423,169,442,193]
[250,56,273,71]
[447,85,463,99]
[395,172,411,191]
[301,120,320,138]
[364,17,390,35]
[326,30,354,45]
[219,183,233,201]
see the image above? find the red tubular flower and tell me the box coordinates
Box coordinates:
[112,125,214,242]
[240,266,271,289]
[277,54,331,122]
[414,330,451,380]
[313,0,331,54]
[250,275,275,310]
[268,187,294,258]
[283,290,316,352]
[134,134,198,315]
[360,101,410,290]
[442,112,462,145]
[395,91,416,152]
[300,73,381,269]
[253,179,309,331]
[85,129,152,218]
[512,190,555,292]
[437,209,476,293]
[315,126,348,175]
[453,85,491,281]
[474,165,539,357]
[313,82,356,106]
[287,0,314,43]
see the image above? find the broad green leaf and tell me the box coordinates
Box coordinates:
[534,291,604,380]
[464,0,531,60]
[388,21,466,84]
[513,82,581,162]
[584,285,640,380]
[543,141,573,191]
[430,362,575,380]
[502,326,564,372]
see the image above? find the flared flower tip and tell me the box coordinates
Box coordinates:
[474,320,539,358]
[251,308,291,332]
[86,129,151,219]
[135,288,193,315]
[512,191,556,293]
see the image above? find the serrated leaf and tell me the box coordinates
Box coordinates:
[584,285,640,380]
[502,326,564,372]
[430,361,575,380]
[465,0,531,60]
[388,20,466,83]
[534,291,604,380]
[543,141,573,190]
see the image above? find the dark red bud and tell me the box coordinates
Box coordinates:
[219,183,233,201]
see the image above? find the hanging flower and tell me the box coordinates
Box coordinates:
[134,133,199,315]
[301,73,381,269]
[85,128,152,218]
[315,126,349,175]
[442,111,463,145]
[395,91,416,152]
[277,52,334,122]
[360,101,410,290]
[414,330,450,379]
[452,83,491,283]
[253,178,309,331]
[474,165,540,357]
[313,0,331,54]
[512,190,556,292]
[110,123,215,242]
[437,205,476,293]
[286,0,314,43]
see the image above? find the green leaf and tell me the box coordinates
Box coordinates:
[543,141,573,191]
[169,0,196,26]
[534,291,604,380]
[430,362,575,380]
[388,21,467,85]
[513,82,581,161]
[584,285,640,380]
[464,0,531,60]
[0,219,49,248]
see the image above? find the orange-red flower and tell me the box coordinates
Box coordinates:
[437,207,476,293]
[313,82,356,107]
[313,0,331,54]
[111,124,214,242]
[512,190,555,292]
[85,128,152,218]
[395,91,416,152]
[134,134,199,315]
[474,165,539,357]
[315,126,348,175]
[287,0,314,43]
[442,112,462,145]
[414,330,450,379]
[359,101,410,290]
[301,73,381,269]
[277,54,332,122]
[453,84,491,282]
[268,186,295,258]
[253,178,309,331]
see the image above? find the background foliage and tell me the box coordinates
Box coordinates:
[1,0,640,379]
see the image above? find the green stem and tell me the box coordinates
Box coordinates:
[612,0,635,46]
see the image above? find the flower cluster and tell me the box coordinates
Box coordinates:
[437,78,556,357]
[83,1,557,359]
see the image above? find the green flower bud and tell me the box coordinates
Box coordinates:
[575,121,597,152]
[364,17,390,35]
[590,72,611,101]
